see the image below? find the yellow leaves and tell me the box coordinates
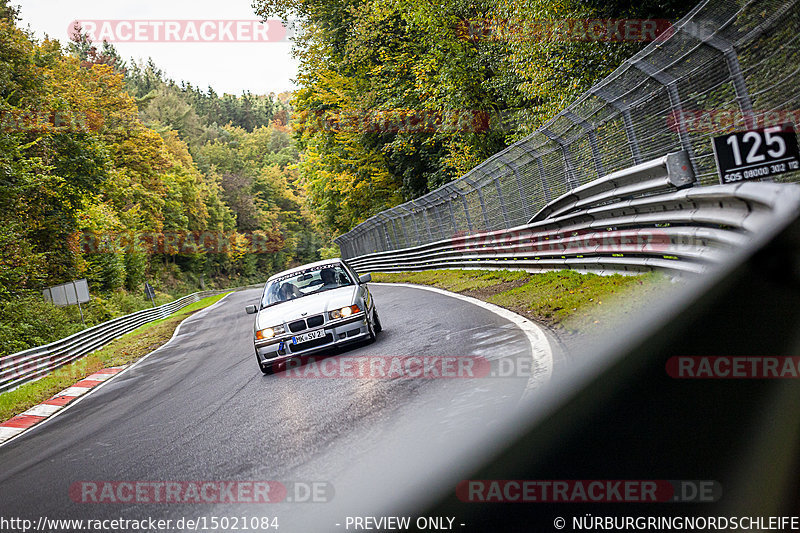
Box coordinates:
[160,130,194,168]
[227,232,252,263]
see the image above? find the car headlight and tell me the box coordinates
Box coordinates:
[256,325,285,340]
[329,305,361,320]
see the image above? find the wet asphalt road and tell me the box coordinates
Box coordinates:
[0,284,542,531]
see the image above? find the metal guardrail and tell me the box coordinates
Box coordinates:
[334,0,800,261]
[345,152,800,276]
[416,155,800,529]
[0,285,261,394]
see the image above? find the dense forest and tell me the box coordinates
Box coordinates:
[0,0,699,353]
[0,1,323,353]
[254,0,697,233]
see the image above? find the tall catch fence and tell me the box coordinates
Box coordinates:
[335,0,800,264]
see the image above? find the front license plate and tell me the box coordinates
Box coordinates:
[293,329,325,345]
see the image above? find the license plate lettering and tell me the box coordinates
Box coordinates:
[293,329,325,344]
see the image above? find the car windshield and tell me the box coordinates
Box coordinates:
[260,264,354,308]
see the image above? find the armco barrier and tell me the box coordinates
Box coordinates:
[334,0,800,266]
[345,152,800,276]
[0,285,262,394]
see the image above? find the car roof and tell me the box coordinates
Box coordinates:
[266,258,345,282]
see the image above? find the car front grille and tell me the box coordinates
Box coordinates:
[288,320,306,333]
[288,315,325,333]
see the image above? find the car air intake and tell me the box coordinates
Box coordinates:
[307,315,324,328]
[288,320,306,333]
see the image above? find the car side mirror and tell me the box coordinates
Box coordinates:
[359,273,372,284]
[245,305,258,315]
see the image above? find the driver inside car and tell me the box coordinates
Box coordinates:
[279,282,302,301]
[318,268,339,290]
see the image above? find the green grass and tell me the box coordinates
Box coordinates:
[0,292,230,422]
[372,269,671,332]
[374,269,530,292]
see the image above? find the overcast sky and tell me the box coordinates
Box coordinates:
[15,0,299,95]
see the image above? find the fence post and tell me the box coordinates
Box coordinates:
[564,110,605,179]
[418,197,444,241]
[477,168,511,228]
[681,22,755,128]
[463,176,490,230]
[397,213,410,248]
[456,188,474,233]
[541,128,580,191]
[632,59,696,172]
[497,154,530,221]
[591,86,643,165]
[442,189,458,235]
[410,200,433,242]
[376,214,393,251]
[398,205,421,246]
[520,145,552,205]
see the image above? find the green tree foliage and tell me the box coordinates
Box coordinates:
[0,0,322,328]
[254,0,696,234]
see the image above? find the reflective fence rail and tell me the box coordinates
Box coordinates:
[0,286,259,394]
[346,151,800,276]
[334,0,800,270]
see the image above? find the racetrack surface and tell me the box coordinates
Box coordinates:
[0,285,546,531]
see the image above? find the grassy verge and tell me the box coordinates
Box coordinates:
[0,292,230,422]
[372,269,672,337]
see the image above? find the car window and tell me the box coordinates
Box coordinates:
[261,264,354,308]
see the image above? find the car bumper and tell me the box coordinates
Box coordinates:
[254,313,370,366]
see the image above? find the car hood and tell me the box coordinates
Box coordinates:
[255,286,358,328]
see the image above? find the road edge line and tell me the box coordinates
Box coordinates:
[372,282,553,395]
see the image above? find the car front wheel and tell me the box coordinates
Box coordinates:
[367,311,377,342]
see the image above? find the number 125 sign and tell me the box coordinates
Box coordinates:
[711,124,800,184]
